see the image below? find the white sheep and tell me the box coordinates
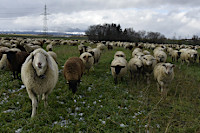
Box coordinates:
[111,57,127,84]
[154,50,167,63]
[141,55,157,84]
[128,57,143,82]
[154,63,175,96]
[46,44,53,51]
[143,50,151,55]
[88,47,101,64]
[24,44,41,53]
[171,50,181,62]
[21,48,58,117]
[80,52,94,73]
[180,49,198,67]
[132,48,142,57]
[114,51,126,59]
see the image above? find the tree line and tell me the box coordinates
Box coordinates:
[85,23,200,45]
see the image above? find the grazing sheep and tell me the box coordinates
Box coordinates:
[180,49,198,67]
[78,44,88,55]
[21,48,58,117]
[128,57,143,82]
[97,43,105,51]
[154,63,175,96]
[46,44,53,51]
[80,52,94,73]
[111,57,127,84]
[114,51,126,59]
[24,44,41,53]
[0,54,9,70]
[154,50,167,63]
[88,48,101,64]
[132,48,142,57]
[63,57,85,93]
[143,50,151,55]
[2,50,29,79]
[141,55,157,84]
[171,50,181,62]
[107,44,113,50]
[0,47,9,60]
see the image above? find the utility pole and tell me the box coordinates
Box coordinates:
[41,4,50,35]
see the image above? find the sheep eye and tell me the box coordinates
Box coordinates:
[83,56,86,58]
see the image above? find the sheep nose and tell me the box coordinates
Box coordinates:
[38,62,42,68]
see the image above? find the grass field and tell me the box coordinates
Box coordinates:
[0,42,200,132]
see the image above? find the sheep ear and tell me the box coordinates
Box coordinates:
[111,66,115,68]
[46,53,54,70]
[24,52,33,64]
[162,64,166,67]
[172,64,175,68]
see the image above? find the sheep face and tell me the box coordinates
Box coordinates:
[111,65,125,75]
[82,54,93,63]
[162,63,175,75]
[32,52,47,77]
[142,55,156,66]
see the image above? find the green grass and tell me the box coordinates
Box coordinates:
[0,43,200,132]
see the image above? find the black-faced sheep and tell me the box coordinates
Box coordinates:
[78,44,88,55]
[46,44,53,51]
[21,48,58,117]
[111,57,127,84]
[63,57,85,94]
[154,63,175,96]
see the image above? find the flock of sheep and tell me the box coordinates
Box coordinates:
[0,37,199,118]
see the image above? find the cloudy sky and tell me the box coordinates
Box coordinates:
[0,0,200,38]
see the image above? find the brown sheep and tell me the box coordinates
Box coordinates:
[63,57,85,93]
[2,50,29,79]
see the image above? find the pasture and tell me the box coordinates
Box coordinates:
[0,40,200,132]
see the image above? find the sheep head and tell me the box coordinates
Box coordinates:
[32,52,48,78]
[162,63,175,75]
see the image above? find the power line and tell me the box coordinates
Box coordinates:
[41,4,50,35]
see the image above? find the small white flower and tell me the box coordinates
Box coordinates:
[156,124,160,128]
[88,87,92,91]
[15,128,22,133]
[79,113,83,116]
[120,123,127,127]
[21,85,26,89]
[93,101,96,105]
[102,121,106,124]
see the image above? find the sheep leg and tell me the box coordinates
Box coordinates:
[42,94,48,108]
[13,71,16,79]
[114,77,118,84]
[27,89,38,118]
[130,71,133,80]
[146,74,150,84]
[186,60,190,66]
[157,82,161,92]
